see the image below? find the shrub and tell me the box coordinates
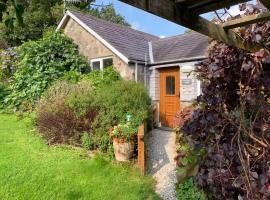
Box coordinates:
[61,70,84,84]
[0,48,17,83]
[182,5,270,199]
[94,80,151,127]
[111,122,138,141]
[37,81,97,145]
[91,80,152,152]
[83,67,121,89]
[0,82,8,104]
[37,71,151,154]
[5,32,88,110]
[174,106,194,128]
[176,178,208,200]
[81,132,95,150]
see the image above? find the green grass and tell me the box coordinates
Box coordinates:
[0,114,160,200]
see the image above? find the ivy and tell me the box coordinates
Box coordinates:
[5,31,88,110]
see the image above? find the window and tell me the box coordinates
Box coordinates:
[92,61,101,71]
[90,57,113,71]
[134,63,150,91]
[103,58,113,69]
[166,76,175,95]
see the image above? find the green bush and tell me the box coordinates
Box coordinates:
[37,81,97,145]
[176,178,208,200]
[0,82,8,104]
[37,68,151,154]
[0,48,17,83]
[94,80,151,126]
[83,67,121,89]
[81,132,95,150]
[92,80,152,151]
[61,70,84,84]
[5,31,88,110]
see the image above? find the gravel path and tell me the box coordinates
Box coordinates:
[146,129,177,200]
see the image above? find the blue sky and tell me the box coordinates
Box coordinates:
[94,0,190,37]
[94,0,255,37]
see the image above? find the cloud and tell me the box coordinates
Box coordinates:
[159,36,166,38]
[220,5,246,20]
[227,5,245,17]
[131,21,140,30]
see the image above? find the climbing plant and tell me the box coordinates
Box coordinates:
[5,31,88,110]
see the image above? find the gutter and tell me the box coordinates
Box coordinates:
[149,56,207,67]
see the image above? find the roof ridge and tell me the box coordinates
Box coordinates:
[156,31,205,41]
[68,9,159,40]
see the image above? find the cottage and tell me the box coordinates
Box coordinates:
[57,10,208,128]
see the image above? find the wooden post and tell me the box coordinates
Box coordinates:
[138,123,145,175]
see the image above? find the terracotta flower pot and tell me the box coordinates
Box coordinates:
[113,137,134,162]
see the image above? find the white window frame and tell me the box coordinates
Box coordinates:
[90,57,113,71]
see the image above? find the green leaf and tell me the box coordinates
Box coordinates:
[4,17,14,29]
[0,2,7,12]
[181,157,189,166]
[14,4,24,25]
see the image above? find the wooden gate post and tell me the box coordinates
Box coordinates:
[138,123,145,175]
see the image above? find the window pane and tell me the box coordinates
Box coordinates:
[137,65,145,84]
[103,58,113,69]
[92,61,100,70]
[166,76,175,95]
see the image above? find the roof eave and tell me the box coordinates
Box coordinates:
[149,56,207,67]
[57,13,70,31]
[56,10,130,64]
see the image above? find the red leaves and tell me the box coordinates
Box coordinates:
[181,4,270,200]
[174,106,194,128]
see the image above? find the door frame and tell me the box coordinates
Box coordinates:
[159,67,180,128]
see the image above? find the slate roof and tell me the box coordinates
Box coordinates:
[151,32,208,63]
[66,10,208,64]
[69,10,159,62]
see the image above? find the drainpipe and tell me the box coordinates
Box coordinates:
[135,62,138,83]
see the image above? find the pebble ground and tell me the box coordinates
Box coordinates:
[146,129,177,200]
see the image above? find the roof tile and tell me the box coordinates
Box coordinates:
[67,10,208,64]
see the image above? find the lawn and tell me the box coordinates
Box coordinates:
[0,114,160,200]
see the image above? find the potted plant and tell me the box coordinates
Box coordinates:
[110,122,137,162]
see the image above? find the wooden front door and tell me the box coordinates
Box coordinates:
[160,68,180,128]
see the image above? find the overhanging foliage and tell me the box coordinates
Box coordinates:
[182,4,270,199]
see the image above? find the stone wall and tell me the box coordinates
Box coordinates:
[63,18,135,80]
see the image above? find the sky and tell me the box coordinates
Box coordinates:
[94,0,190,37]
[94,0,255,38]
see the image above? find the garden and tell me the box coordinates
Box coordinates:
[1,1,270,200]
[0,31,158,199]
[0,114,159,200]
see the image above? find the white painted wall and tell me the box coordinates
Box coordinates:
[180,62,201,101]
[149,68,160,101]
[149,61,201,126]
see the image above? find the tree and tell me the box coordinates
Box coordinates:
[65,2,130,26]
[0,1,129,48]
[0,0,24,26]
[93,4,130,26]
[0,0,63,47]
